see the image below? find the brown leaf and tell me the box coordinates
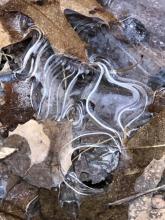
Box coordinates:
[128,156,165,220]
[43,120,73,175]
[0,22,11,47]
[0,0,87,60]
[60,0,116,22]
[9,119,50,165]
[9,119,73,187]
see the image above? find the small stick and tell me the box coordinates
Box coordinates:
[125,144,165,150]
[108,184,165,206]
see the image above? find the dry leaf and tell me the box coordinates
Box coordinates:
[0,147,17,159]
[0,0,86,60]
[60,0,116,22]
[127,110,165,149]
[43,120,73,175]
[128,155,165,220]
[0,22,11,47]
[9,119,73,187]
[9,119,50,165]
[0,0,9,6]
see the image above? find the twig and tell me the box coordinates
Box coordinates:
[108,184,165,206]
[125,144,165,150]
